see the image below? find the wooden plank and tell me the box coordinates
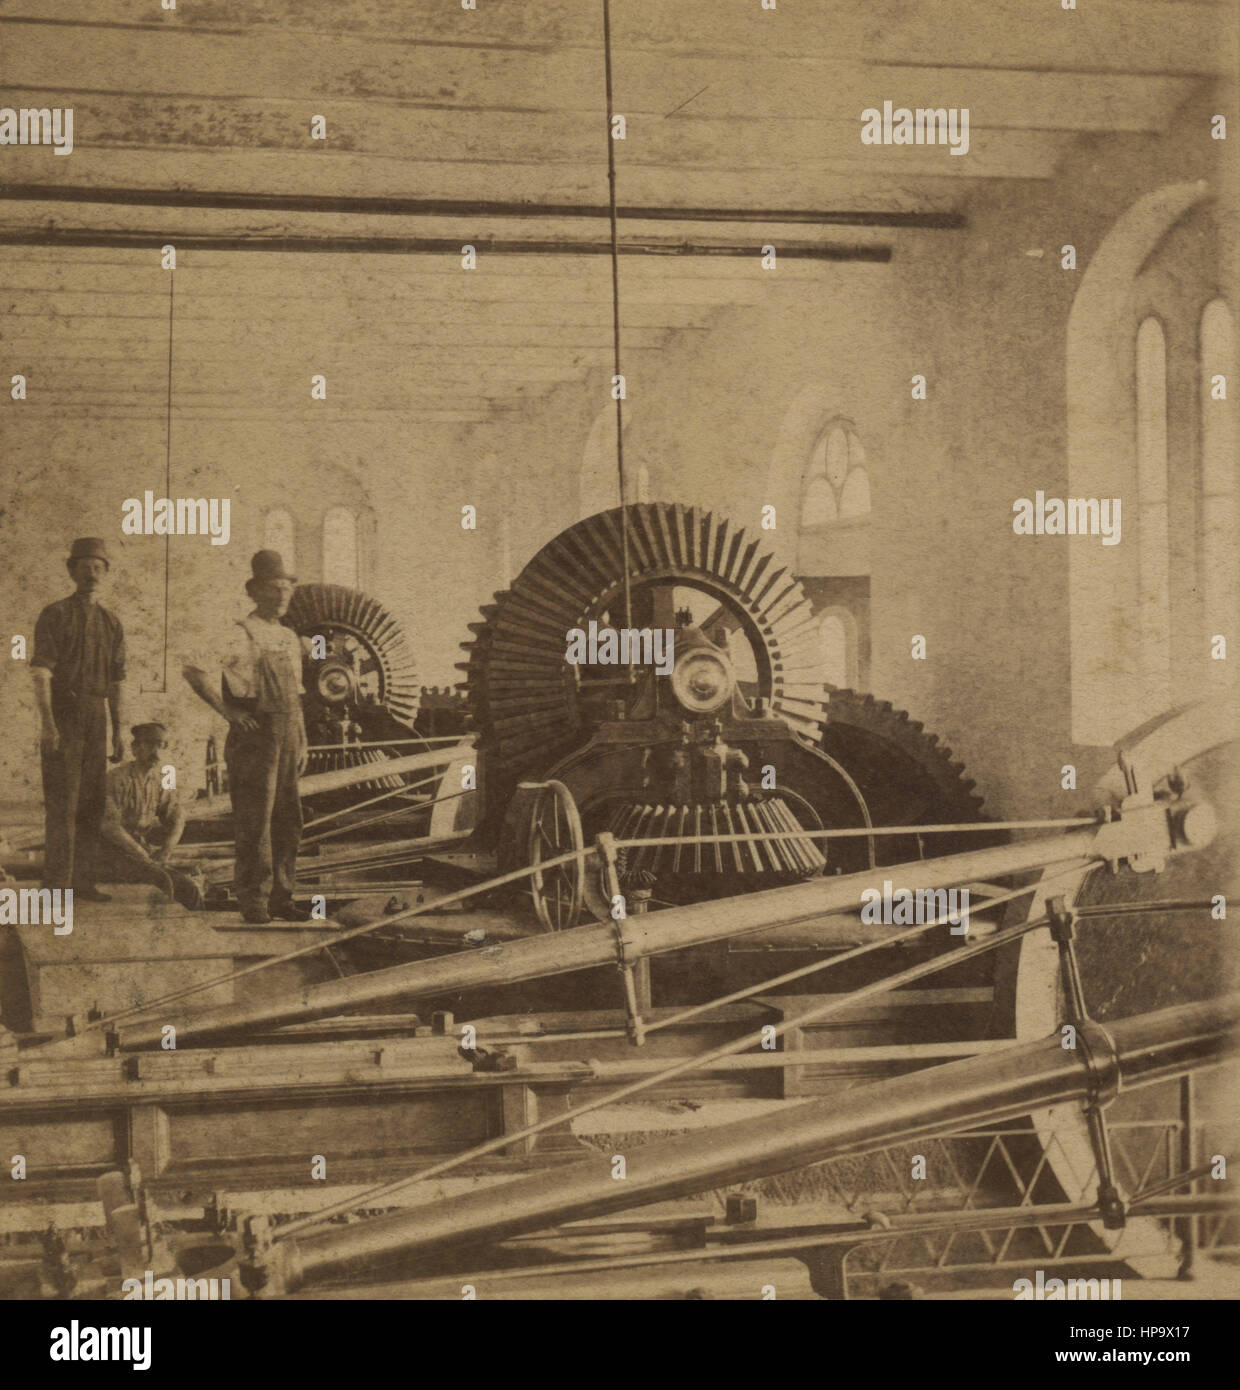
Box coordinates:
[616,62,1196,132]
[0,236,891,284]
[612,0,1235,76]
[0,279,771,311]
[0,86,1107,165]
[0,133,1065,198]
[0,58,1196,132]
[1,1,1229,75]
[0,295,720,331]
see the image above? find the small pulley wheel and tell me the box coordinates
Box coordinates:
[524,780,586,931]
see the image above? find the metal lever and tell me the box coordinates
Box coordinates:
[1047,896,1125,1229]
[597,832,646,1045]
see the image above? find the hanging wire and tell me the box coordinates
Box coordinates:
[601,0,635,676]
[161,270,175,690]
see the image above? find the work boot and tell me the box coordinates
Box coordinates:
[170,872,206,912]
[269,899,312,922]
[240,905,272,925]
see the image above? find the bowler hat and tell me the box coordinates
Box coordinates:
[67,537,110,567]
[131,722,167,742]
[248,549,297,584]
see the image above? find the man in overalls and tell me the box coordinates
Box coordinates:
[30,537,128,900]
[183,551,310,923]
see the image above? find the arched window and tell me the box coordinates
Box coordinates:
[636,464,651,504]
[1200,300,1236,651]
[1065,182,1212,744]
[322,508,359,589]
[1135,317,1170,710]
[263,508,296,572]
[800,423,870,530]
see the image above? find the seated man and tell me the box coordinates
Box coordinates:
[99,722,204,909]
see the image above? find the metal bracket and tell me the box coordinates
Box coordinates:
[1091,799,1175,876]
[239,1213,274,1296]
[464,1045,519,1073]
[597,832,646,1046]
[612,919,647,1047]
[1048,897,1125,1229]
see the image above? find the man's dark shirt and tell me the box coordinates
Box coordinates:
[32,595,126,699]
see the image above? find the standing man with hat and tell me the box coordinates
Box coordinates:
[30,538,128,900]
[182,550,310,924]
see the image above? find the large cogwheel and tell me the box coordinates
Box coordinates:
[459,503,830,831]
[819,686,1003,871]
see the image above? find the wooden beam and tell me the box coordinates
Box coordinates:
[0,184,965,228]
[0,2,1229,76]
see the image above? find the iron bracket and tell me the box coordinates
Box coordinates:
[597,832,647,1046]
[1048,896,1125,1229]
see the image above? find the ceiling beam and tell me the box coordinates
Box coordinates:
[0,185,965,229]
[0,228,894,260]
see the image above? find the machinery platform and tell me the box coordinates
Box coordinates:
[4,886,337,1036]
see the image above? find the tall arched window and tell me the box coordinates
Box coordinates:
[1065,182,1213,745]
[1200,300,1236,651]
[794,418,871,688]
[636,464,651,504]
[263,508,296,571]
[1135,317,1170,711]
[322,508,359,589]
[800,422,870,530]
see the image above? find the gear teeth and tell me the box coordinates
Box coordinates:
[462,503,846,833]
[821,687,998,845]
[286,583,419,729]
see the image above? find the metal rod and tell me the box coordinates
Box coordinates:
[589,1040,1019,1071]
[273,911,1052,1241]
[640,872,1049,1035]
[265,992,1240,1291]
[1131,1157,1221,1207]
[33,843,587,1053]
[192,744,469,821]
[363,1194,1238,1295]
[111,823,1116,1051]
[1176,1075,1197,1275]
[612,817,1097,848]
[1076,900,1219,918]
[304,736,466,751]
[600,0,635,664]
[302,774,440,832]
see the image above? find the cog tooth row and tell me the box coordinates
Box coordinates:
[461,504,832,800]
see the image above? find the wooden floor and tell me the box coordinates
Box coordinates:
[6,885,335,1036]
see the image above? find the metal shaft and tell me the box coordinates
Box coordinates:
[268,992,1238,1292]
[191,743,471,821]
[114,822,1121,1050]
